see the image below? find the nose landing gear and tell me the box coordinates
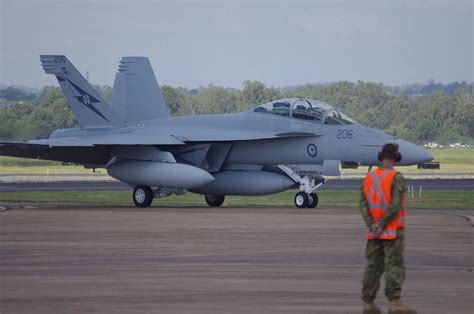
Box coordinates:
[307,192,318,208]
[294,192,308,208]
[278,165,325,209]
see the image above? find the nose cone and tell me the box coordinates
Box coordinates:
[394,139,433,165]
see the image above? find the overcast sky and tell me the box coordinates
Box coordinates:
[0,0,472,88]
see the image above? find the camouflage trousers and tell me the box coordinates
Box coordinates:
[362,228,406,302]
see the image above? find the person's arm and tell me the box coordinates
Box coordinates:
[379,172,405,230]
[359,186,374,227]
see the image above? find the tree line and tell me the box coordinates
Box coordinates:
[0,81,472,144]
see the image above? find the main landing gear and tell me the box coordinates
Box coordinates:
[133,185,154,207]
[205,194,225,207]
[132,186,188,208]
[278,165,325,209]
[131,188,225,208]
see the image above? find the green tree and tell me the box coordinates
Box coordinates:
[0,87,36,101]
[242,81,267,108]
[452,85,474,138]
[161,85,188,114]
[0,81,473,144]
[193,86,238,114]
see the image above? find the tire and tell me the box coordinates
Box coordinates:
[294,192,308,208]
[133,185,153,208]
[307,193,318,208]
[205,195,225,207]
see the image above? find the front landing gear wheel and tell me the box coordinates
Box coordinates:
[133,185,153,208]
[294,192,308,208]
[307,193,318,208]
[205,195,225,207]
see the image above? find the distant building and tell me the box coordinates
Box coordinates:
[449,142,467,148]
[424,142,442,148]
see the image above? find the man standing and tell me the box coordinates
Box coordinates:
[360,144,416,314]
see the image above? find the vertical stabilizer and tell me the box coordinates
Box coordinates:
[40,55,123,129]
[111,57,170,123]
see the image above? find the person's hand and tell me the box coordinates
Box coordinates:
[369,224,383,239]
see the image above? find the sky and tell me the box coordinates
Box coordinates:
[0,0,472,89]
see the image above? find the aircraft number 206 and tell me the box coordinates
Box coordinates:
[336,129,353,139]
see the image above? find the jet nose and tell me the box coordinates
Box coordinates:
[394,139,433,165]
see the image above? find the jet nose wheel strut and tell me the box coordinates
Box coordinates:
[278,165,325,209]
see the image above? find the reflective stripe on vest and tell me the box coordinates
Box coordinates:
[364,168,406,240]
[367,169,394,211]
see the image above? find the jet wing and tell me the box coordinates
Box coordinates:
[0,140,114,165]
[0,130,185,162]
[0,129,319,166]
[0,124,317,161]
[0,129,314,153]
[0,141,50,159]
[46,132,185,147]
[0,131,185,149]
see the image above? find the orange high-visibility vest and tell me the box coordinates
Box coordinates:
[363,168,406,240]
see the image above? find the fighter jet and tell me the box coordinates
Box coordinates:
[0,55,433,208]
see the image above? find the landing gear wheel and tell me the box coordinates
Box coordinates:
[133,185,153,208]
[294,192,308,208]
[307,193,318,208]
[205,195,225,207]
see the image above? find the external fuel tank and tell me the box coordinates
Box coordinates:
[107,160,214,189]
[191,170,295,195]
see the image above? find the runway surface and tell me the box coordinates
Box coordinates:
[1,178,473,192]
[1,205,472,313]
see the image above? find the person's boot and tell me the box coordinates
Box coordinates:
[388,299,417,314]
[362,301,382,314]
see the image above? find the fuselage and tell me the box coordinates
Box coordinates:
[47,110,433,168]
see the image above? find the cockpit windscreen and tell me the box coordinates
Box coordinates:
[324,109,356,125]
[250,98,355,125]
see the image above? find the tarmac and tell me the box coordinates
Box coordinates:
[0,205,472,313]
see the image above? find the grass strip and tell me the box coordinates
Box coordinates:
[1,190,472,210]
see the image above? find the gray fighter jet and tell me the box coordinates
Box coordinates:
[0,55,433,208]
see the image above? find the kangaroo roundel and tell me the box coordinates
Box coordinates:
[81,94,91,106]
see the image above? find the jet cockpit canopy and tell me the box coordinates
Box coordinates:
[249,98,356,125]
